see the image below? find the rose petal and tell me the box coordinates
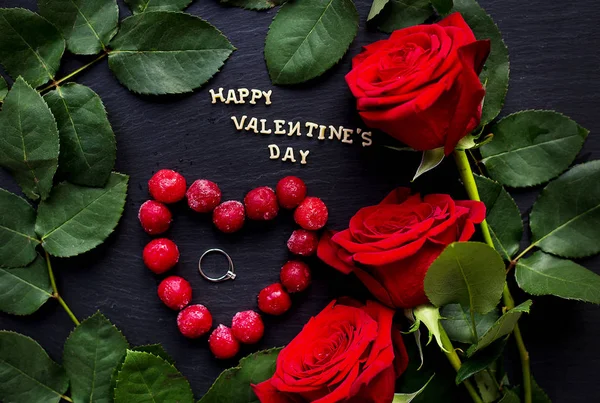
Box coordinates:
[318,231,356,274]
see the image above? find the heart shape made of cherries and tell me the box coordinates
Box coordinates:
[138,169,329,359]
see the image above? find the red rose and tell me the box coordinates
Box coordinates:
[318,188,485,309]
[252,299,408,403]
[346,13,491,155]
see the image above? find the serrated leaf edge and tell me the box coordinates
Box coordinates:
[529,160,600,259]
[40,172,129,258]
[108,11,235,95]
[481,109,589,188]
[264,0,359,86]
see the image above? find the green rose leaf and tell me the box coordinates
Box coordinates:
[474,175,523,260]
[108,11,234,95]
[377,0,433,33]
[393,374,435,403]
[531,378,551,403]
[63,312,129,403]
[38,0,119,55]
[0,77,59,201]
[499,389,521,403]
[530,161,600,258]
[480,111,588,187]
[220,0,285,11]
[0,188,39,268]
[0,331,69,403]
[44,83,116,187]
[199,348,282,403]
[125,0,192,14]
[424,242,506,314]
[440,304,499,344]
[114,350,193,403]
[368,0,390,21]
[516,251,600,304]
[0,8,65,88]
[133,344,175,364]
[0,75,7,101]
[431,0,453,15]
[413,148,445,181]
[452,0,509,125]
[0,256,52,315]
[35,172,129,257]
[265,0,359,85]
[455,339,505,384]
[467,300,532,356]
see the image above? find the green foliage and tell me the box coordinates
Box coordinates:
[125,0,192,14]
[424,242,506,314]
[63,312,129,403]
[0,331,69,403]
[38,0,119,55]
[221,0,285,10]
[264,0,359,85]
[108,11,234,95]
[44,83,116,187]
[132,344,175,364]
[499,389,521,403]
[452,0,509,126]
[393,375,435,402]
[0,77,59,200]
[413,148,445,180]
[456,339,505,384]
[0,8,65,88]
[0,256,52,315]
[413,305,447,352]
[529,161,600,258]
[199,348,282,403]
[467,300,532,356]
[440,304,499,344]
[114,351,194,403]
[480,111,588,187]
[516,251,600,303]
[431,0,453,15]
[474,175,523,260]
[0,75,7,101]
[368,0,389,20]
[0,188,39,268]
[35,173,129,257]
[531,378,552,403]
[376,0,433,33]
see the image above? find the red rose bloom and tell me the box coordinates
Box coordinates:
[345,13,491,155]
[318,188,485,309]
[253,299,408,403]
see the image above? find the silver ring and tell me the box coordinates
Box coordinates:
[198,249,236,283]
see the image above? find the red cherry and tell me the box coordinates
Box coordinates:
[294,197,328,230]
[213,201,245,233]
[258,283,292,316]
[287,229,319,256]
[143,238,179,274]
[138,200,172,235]
[244,186,279,221]
[209,325,240,359]
[148,169,187,204]
[186,179,221,213]
[177,304,213,338]
[157,276,192,310]
[280,261,312,293]
[231,310,264,344]
[276,176,307,209]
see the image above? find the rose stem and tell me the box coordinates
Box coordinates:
[37,51,108,94]
[45,251,80,326]
[454,149,532,403]
[439,325,484,403]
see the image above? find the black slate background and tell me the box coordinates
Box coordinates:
[1,0,599,401]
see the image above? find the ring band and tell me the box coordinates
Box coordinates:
[198,249,236,283]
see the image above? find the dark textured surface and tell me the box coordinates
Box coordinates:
[1,0,599,401]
